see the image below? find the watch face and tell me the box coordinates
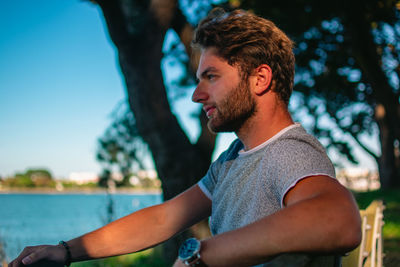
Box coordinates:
[178,238,201,261]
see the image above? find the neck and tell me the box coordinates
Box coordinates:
[236,96,294,151]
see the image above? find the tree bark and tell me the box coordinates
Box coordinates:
[375,104,400,188]
[96,0,215,263]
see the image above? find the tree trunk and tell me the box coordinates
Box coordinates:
[375,104,400,188]
[96,0,215,263]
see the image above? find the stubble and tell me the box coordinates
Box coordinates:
[208,78,257,133]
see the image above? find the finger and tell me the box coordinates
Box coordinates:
[9,246,36,267]
[9,256,25,267]
[22,248,46,265]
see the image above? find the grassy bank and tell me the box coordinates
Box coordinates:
[354,189,400,266]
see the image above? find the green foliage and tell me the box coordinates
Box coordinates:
[71,247,167,267]
[167,1,400,179]
[1,168,54,188]
[231,0,400,182]
[96,102,152,188]
[60,181,98,189]
[354,189,400,238]
[5,175,35,187]
[25,168,53,179]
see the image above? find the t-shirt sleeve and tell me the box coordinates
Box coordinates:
[266,137,336,207]
[197,139,243,200]
[198,159,220,199]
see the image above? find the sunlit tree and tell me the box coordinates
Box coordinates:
[238,0,400,188]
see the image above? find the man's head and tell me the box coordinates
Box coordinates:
[192,8,295,106]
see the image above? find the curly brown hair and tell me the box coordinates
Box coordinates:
[192,8,295,105]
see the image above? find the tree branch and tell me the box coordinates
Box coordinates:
[343,2,396,110]
[348,131,379,162]
[170,5,199,74]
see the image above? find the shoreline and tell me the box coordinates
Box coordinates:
[0,187,162,195]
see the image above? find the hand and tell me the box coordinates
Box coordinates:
[173,258,186,267]
[8,244,67,267]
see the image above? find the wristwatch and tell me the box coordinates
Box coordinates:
[178,238,206,266]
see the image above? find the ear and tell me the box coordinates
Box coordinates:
[253,64,272,95]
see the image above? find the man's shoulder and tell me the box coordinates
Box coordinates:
[258,124,333,174]
[268,124,326,154]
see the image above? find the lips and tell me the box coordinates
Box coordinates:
[203,106,216,118]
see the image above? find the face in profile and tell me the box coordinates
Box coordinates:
[193,48,257,133]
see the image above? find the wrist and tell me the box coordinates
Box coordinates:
[178,238,207,267]
[58,241,72,267]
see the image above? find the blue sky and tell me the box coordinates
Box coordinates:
[0,1,126,177]
[0,1,377,179]
[0,0,236,178]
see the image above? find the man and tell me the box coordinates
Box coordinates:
[10,9,361,267]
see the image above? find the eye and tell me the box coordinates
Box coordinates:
[207,74,216,80]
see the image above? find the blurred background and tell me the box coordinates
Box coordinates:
[0,0,399,266]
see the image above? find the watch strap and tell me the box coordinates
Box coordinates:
[185,253,207,266]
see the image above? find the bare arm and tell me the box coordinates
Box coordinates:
[180,176,361,267]
[9,185,211,266]
[70,185,211,260]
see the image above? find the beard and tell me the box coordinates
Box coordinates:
[208,77,257,133]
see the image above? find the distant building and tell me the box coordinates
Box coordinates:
[68,172,99,185]
[337,168,380,191]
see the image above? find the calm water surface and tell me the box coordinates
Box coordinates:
[0,193,162,261]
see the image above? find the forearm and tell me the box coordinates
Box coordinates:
[68,185,211,262]
[68,203,175,262]
[9,185,210,267]
[199,192,361,266]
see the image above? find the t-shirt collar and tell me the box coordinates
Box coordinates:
[238,123,301,156]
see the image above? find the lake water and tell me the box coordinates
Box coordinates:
[0,192,162,262]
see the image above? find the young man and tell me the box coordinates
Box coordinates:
[10,9,361,267]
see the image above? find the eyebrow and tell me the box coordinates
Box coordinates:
[196,67,218,81]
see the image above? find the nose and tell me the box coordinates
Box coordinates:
[192,83,208,103]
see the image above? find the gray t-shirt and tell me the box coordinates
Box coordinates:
[198,123,339,266]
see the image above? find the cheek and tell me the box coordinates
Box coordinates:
[214,79,239,98]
